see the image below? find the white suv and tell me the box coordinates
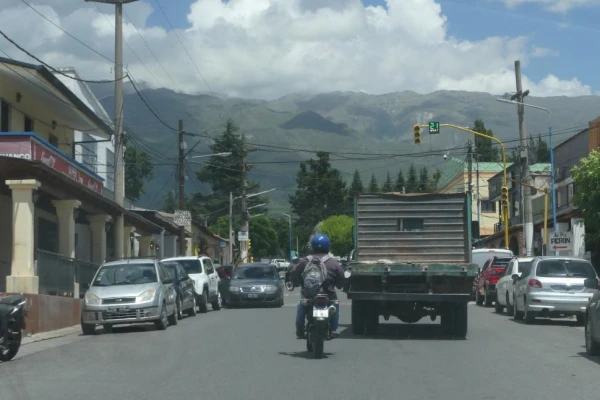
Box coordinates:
[161,256,221,313]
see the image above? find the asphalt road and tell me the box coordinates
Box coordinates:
[1,292,599,400]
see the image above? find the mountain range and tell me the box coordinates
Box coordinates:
[90,83,600,213]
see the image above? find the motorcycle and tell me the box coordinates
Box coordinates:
[0,294,28,362]
[304,294,337,359]
[284,270,295,291]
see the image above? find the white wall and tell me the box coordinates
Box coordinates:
[75,224,92,263]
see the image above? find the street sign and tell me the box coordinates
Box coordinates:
[429,121,440,134]
[547,231,572,253]
[174,210,191,226]
[219,241,226,248]
[238,231,249,241]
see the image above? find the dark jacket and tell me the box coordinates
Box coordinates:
[290,254,345,295]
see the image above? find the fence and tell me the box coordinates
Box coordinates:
[36,250,99,298]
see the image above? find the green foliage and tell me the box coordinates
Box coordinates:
[381,171,393,192]
[368,173,379,192]
[571,150,600,242]
[418,167,429,192]
[124,146,154,201]
[473,119,499,162]
[394,169,405,192]
[320,215,354,257]
[406,164,419,193]
[509,134,551,164]
[289,151,347,229]
[346,169,364,213]
[248,216,278,258]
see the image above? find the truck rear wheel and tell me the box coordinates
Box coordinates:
[365,302,379,335]
[351,300,367,335]
[452,303,468,338]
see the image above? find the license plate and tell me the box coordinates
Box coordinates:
[313,308,329,318]
[107,307,128,312]
[247,294,259,298]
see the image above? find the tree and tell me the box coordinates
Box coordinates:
[248,216,278,258]
[430,168,442,191]
[381,171,393,192]
[124,146,154,201]
[406,164,419,193]
[163,190,177,213]
[394,169,405,192]
[368,173,379,192]
[535,135,551,162]
[289,151,347,230]
[346,169,364,213]
[320,215,354,257]
[192,118,267,218]
[571,150,600,243]
[418,166,429,192]
[472,119,499,162]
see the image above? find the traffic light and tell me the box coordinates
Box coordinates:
[500,186,509,208]
[413,124,421,144]
[248,239,251,252]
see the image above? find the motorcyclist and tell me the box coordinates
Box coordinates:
[285,257,300,283]
[289,234,344,339]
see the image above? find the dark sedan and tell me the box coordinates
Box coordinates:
[228,263,284,307]
[163,261,197,319]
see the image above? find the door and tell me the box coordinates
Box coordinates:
[158,263,176,313]
[178,264,194,309]
[203,258,218,298]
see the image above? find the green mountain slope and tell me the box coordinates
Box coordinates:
[92,85,600,212]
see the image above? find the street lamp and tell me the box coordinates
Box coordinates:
[189,152,232,161]
[496,98,558,247]
[282,213,293,260]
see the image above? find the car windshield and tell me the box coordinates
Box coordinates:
[163,263,179,278]
[536,260,596,278]
[518,262,532,273]
[92,263,157,286]
[174,259,202,274]
[233,266,278,280]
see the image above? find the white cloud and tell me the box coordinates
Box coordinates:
[0,0,591,99]
[532,46,559,57]
[498,0,600,13]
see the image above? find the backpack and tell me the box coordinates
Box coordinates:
[301,255,331,299]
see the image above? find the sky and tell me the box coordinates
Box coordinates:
[0,0,598,100]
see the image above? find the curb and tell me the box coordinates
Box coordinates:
[21,325,81,346]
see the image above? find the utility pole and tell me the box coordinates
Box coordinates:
[178,119,186,256]
[239,148,249,263]
[513,60,533,256]
[475,149,481,246]
[467,140,473,194]
[229,192,233,263]
[86,0,138,260]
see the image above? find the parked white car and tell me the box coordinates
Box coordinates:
[494,257,533,314]
[161,256,222,313]
[270,259,290,270]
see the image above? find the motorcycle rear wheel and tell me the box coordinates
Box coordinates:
[0,329,22,361]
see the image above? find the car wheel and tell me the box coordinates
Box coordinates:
[577,313,585,326]
[211,291,222,311]
[103,324,113,334]
[494,293,503,313]
[177,296,183,320]
[513,297,524,320]
[187,295,197,317]
[81,321,96,335]
[168,302,178,326]
[279,293,284,307]
[155,303,168,330]
[524,298,535,324]
[586,312,600,356]
[199,291,208,313]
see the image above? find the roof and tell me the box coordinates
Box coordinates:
[132,210,191,236]
[0,57,113,137]
[489,163,551,180]
[103,258,157,266]
[437,157,505,191]
[554,128,588,150]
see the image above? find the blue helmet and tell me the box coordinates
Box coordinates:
[311,233,330,254]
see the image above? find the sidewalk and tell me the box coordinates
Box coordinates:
[22,324,81,346]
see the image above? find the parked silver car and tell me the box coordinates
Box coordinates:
[80,258,178,334]
[512,256,597,325]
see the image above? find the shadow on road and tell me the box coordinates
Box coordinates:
[575,351,600,366]
[335,323,466,341]
[278,351,333,360]
[509,317,581,327]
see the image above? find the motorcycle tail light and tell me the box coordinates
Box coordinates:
[315,297,328,306]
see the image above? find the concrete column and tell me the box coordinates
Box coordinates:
[6,179,41,294]
[89,215,111,265]
[138,236,154,257]
[124,226,136,257]
[571,218,585,258]
[52,200,81,259]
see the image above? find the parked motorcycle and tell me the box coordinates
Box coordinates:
[0,294,28,362]
[305,294,337,359]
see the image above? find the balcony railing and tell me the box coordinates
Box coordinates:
[36,249,99,298]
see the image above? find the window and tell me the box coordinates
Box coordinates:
[396,218,424,232]
[81,133,97,172]
[481,200,496,213]
[1,100,9,132]
[106,148,115,190]
[203,258,214,274]
[176,259,203,274]
[49,134,59,147]
[24,116,33,132]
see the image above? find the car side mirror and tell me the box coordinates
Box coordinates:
[81,283,90,290]
[584,278,599,289]
[511,274,519,281]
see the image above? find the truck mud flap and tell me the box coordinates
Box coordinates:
[347,292,471,302]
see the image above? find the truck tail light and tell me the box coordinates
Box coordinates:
[528,279,543,288]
